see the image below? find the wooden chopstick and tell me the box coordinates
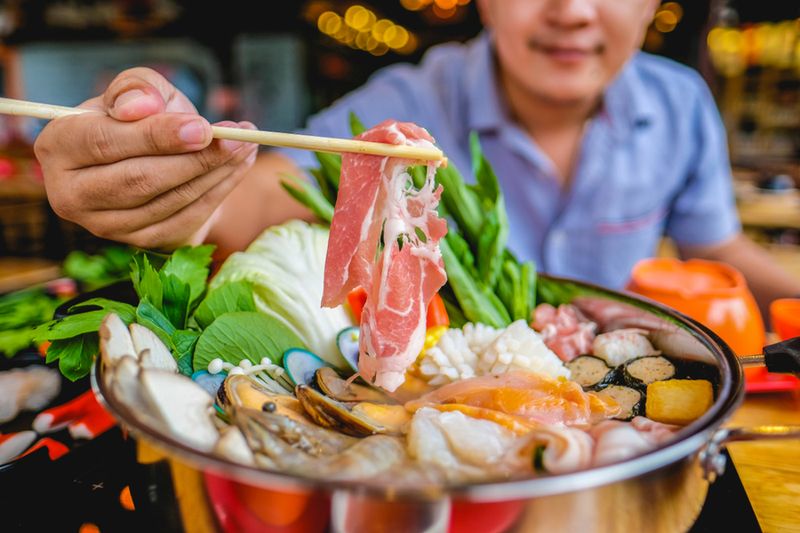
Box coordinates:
[0,97,447,162]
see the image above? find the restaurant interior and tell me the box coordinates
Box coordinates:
[0,1,798,532]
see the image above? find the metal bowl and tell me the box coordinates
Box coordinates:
[91,275,800,533]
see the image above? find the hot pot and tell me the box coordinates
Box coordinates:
[90,275,800,533]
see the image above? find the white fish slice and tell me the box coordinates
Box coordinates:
[130,324,177,372]
[139,369,219,452]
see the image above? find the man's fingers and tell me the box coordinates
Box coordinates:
[46,112,212,168]
[112,153,255,249]
[73,123,252,205]
[102,67,197,120]
[85,143,256,224]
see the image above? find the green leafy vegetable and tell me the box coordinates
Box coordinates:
[0,286,66,357]
[210,221,352,368]
[349,111,366,136]
[160,245,215,309]
[63,246,136,290]
[193,312,305,372]
[37,297,136,381]
[48,335,99,381]
[280,174,334,224]
[194,280,256,329]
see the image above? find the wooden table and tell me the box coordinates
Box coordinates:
[728,391,800,533]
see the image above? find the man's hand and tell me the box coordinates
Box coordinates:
[35,67,258,250]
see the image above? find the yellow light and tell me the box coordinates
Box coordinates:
[432,4,457,19]
[434,0,458,9]
[365,35,379,52]
[400,0,429,10]
[397,33,419,55]
[654,10,678,33]
[372,19,393,41]
[386,25,410,49]
[317,11,338,34]
[372,43,390,56]
[662,2,683,22]
[344,5,366,28]
[355,30,371,50]
[706,27,725,52]
[349,7,375,31]
[720,29,743,54]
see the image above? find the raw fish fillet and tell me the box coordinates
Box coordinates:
[322,120,447,391]
[406,370,620,427]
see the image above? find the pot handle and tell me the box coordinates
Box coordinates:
[700,425,800,481]
[740,337,800,374]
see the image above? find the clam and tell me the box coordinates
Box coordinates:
[295,385,397,437]
[314,367,395,404]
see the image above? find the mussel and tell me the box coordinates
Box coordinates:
[314,367,395,404]
[295,385,407,437]
[217,374,307,425]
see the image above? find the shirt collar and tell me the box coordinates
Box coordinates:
[601,52,657,139]
[467,34,655,138]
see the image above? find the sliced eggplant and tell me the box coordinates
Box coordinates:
[336,327,360,373]
[283,348,331,386]
[596,385,643,421]
[566,355,615,389]
[624,356,675,387]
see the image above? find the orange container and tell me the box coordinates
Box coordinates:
[770,298,800,341]
[626,258,765,356]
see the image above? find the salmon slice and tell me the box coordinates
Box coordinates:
[406,370,620,427]
[322,120,447,391]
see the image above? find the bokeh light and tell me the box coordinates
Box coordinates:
[316,5,419,56]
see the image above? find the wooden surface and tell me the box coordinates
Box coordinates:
[727,391,800,533]
[0,257,60,293]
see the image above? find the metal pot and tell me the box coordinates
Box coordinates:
[91,275,800,533]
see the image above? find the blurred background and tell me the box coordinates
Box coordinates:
[0,0,798,288]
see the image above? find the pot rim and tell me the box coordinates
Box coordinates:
[91,274,745,502]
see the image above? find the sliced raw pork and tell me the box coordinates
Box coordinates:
[322,120,447,391]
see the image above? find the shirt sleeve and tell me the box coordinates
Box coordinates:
[664,76,741,246]
[275,64,425,171]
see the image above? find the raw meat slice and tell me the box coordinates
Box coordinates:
[322,120,447,391]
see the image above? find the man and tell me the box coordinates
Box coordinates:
[34,0,800,315]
